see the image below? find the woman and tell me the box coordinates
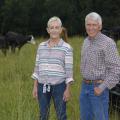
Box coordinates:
[32,16,74,120]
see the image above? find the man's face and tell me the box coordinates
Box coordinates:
[85,19,101,38]
[47,21,62,39]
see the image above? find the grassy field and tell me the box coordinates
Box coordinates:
[0,36,119,120]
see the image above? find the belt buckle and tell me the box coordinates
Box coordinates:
[90,80,93,84]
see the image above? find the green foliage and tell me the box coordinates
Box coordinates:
[0,0,120,35]
[0,37,119,120]
[0,37,82,120]
[0,0,33,34]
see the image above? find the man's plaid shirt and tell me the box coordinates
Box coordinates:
[81,32,120,91]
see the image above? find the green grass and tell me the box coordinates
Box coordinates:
[0,37,119,120]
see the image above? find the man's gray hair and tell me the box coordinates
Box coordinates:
[47,16,62,27]
[85,12,102,26]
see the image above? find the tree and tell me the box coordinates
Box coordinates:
[0,0,33,34]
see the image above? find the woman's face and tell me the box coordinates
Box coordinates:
[47,20,62,40]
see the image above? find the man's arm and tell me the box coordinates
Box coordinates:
[98,40,120,94]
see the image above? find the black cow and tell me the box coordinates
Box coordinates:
[101,28,111,37]
[110,81,120,111]
[5,31,35,53]
[0,35,8,55]
[102,27,120,44]
[110,26,120,43]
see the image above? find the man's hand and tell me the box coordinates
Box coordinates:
[94,87,103,96]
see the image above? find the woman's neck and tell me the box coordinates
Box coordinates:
[48,38,60,47]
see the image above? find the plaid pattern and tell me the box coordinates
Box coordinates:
[81,32,120,91]
[32,39,73,85]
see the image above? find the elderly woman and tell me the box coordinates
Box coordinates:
[32,16,74,120]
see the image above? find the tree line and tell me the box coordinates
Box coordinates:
[0,0,120,36]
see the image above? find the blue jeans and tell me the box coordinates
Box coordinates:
[80,82,109,120]
[37,82,67,120]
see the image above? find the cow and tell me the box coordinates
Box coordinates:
[102,27,120,44]
[110,26,120,43]
[5,31,36,53]
[101,28,111,37]
[0,35,8,55]
[110,81,120,110]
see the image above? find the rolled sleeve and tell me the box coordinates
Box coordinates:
[31,47,40,81]
[98,83,107,92]
[31,73,39,80]
[65,47,74,84]
[65,77,74,84]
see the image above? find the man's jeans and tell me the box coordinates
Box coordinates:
[37,82,67,120]
[80,82,109,120]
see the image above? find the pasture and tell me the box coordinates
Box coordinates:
[0,37,119,120]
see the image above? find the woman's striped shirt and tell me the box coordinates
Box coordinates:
[32,39,73,85]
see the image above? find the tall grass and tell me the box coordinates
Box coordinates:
[0,37,119,120]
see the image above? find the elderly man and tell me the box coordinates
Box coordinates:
[32,16,73,120]
[80,12,120,120]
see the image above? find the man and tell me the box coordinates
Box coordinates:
[80,12,120,120]
[32,16,73,120]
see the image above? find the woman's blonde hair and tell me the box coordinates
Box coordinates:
[47,16,68,42]
[47,16,62,28]
[60,27,68,43]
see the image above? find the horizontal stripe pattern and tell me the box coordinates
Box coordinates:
[32,39,73,85]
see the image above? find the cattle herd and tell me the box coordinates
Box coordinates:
[102,26,120,44]
[1,27,120,56]
[0,31,35,55]
[102,26,120,111]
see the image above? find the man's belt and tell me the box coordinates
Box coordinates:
[83,79,104,84]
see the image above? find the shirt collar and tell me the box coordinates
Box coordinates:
[45,38,64,47]
[88,32,102,42]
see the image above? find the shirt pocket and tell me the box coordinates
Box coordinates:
[90,49,105,65]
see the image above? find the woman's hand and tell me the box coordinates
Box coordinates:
[32,80,38,100]
[63,84,71,102]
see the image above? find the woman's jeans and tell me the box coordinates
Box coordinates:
[80,82,109,120]
[37,82,67,120]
